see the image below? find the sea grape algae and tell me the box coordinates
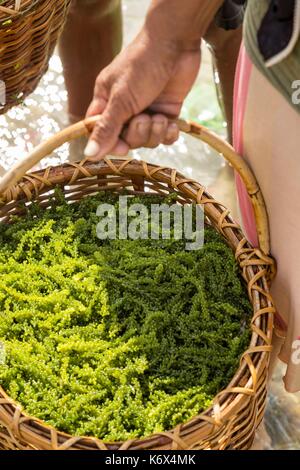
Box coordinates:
[0,190,251,441]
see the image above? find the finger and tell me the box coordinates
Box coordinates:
[86,74,109,117]
[149,102,182,118]
[84,90,132,160]
[110,139,130,157]
[122,114,152,149]
[85,138,129,160]
[86,97,107,117]
[146,114,168,148]
[162,122,180,146]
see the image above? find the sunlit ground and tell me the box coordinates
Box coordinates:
[0,0,299,450]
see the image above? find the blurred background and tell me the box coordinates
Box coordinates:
[0,0,299,450]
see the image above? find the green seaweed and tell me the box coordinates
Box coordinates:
[0,190,251,441]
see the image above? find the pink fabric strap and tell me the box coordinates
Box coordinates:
[233,45,259,247]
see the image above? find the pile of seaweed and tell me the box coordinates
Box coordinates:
[0,190,251,441]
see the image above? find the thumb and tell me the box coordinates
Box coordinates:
[84,91,132,160]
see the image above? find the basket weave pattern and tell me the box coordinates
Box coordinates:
[0,156,275,450]
[0,0,71,113]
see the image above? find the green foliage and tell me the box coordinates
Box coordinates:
[0,190,251,441]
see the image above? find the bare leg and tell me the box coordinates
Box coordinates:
[59,0,122,122]
[205,25,242,143]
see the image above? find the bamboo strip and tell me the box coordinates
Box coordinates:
[0,117,271,254]
[0,153,275,450]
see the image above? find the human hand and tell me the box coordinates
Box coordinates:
[84,0,224,159]
[84,31,201,159]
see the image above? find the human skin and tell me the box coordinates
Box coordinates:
[205,23,242,142]
[58,0,122,123]
[84,0,241,156]
[83,0,225,158]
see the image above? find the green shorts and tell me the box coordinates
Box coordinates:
[244,0,300,115]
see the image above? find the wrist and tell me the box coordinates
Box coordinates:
[137,26,201,73]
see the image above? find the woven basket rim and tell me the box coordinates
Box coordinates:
[0,157,275,450]
[0,0,43,22]
[0,0,71,115]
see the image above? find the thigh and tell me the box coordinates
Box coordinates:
[242,63,300,392]
[69,0,120,13]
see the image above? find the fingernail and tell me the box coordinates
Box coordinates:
[84,140,100,157]
[167,123,179,139]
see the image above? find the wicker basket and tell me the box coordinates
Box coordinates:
[0,118,275,450]
[0,0,71,113]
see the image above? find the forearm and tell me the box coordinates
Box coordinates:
[59,0,122,120]
[144,0,224,44]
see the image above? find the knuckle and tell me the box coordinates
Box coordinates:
[111,83,137,117]
[153,114,167,126]
[93,118,114,141]
[94,71,109,95]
